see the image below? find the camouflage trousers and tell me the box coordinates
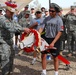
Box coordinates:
[67,32,76,53]
[0,43,15,75]
[60,39,65,51]
[60,33,67,51]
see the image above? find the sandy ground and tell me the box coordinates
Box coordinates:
[0,50,76,75]
[12,50,76,75]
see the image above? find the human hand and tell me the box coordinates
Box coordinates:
[49,43,57,49]
[24,28,30,34]
[49,42,54,48]
[34,22,38,26]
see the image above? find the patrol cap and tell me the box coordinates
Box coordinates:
[25,5,29,8]
[70,6,75,10]
[35,10,42,14]
[25,10,30,15]
[50,3,61,12]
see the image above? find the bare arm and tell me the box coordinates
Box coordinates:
[29,22,38,29]
[50,31,62,47]
[38,28,44,34]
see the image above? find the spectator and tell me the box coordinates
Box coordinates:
[43,8,49,18]
[18,5,29,20]
[29,10,44,65]
[18,10,31,56]
[30,8,36,19]
[19,10,30,28]
[41,7,45,17]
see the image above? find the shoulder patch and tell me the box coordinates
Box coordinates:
[5,20,10,22]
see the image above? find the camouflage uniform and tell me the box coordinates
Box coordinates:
[60,16,67,51]
[18,11,26,20]
[19,17,30,28]
[57,7,66,51]
[19,11,30,28]
[18,5,29,20]
[64,13,76,55]
[0,14,25,75]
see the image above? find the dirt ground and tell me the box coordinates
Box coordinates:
[13,50,76,75]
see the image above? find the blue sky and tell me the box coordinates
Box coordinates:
[38,0,76,8]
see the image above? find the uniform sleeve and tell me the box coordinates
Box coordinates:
[3,19,24,33]
[13,22,25,32]
[57,18,64,32]
[18,11,23,20]
[19,18,23,27]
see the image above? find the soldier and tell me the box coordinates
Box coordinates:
[0,3,30,75]
[14,10,31,51]
[18,5,29,20]
[19,10,30,28]
[17,10,31,55]
[58,8,66,55]
[64,6,76,57]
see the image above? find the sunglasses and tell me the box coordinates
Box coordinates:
[49,10,56,12]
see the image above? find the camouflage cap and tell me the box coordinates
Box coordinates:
[70,6,75,10]
[25,10,30,14]
[25,5,29,8]
[50,3,61,12]
[35,10,42,14]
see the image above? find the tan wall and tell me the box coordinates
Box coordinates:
[62,8,70,15]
